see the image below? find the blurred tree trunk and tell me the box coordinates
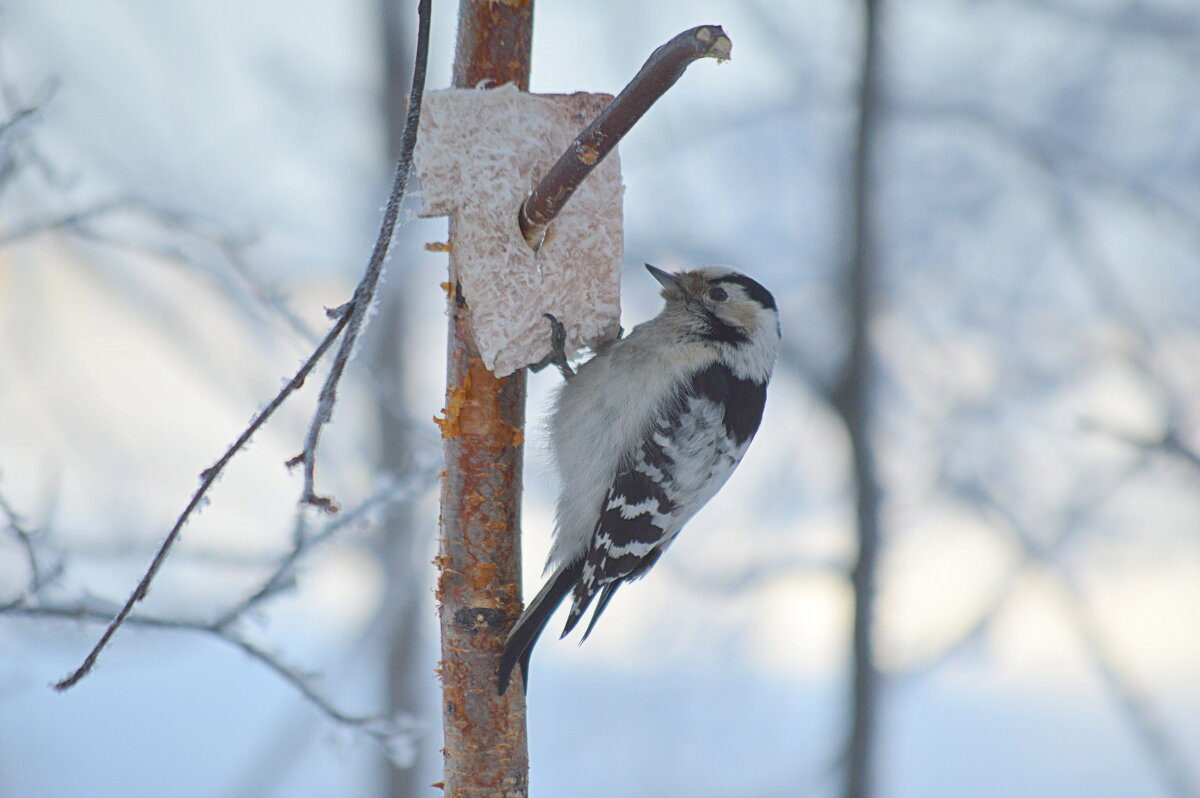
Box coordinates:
[375,3,424,797]
[835,1,884,798]
[370,290,425,798]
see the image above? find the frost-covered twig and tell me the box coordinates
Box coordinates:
[2,196,315,342]
[0,482,61,604]
[16,603,414,751]
[518,25,731,248]
[52,308,353,691]
[213,460,439,631]
[0,104,41,189]
[51,0,431,689]
[0,197,137,243]
[2,462,430,749]
[290,0,431,511]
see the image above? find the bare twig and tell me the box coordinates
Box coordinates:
[29,0,431,693]
[996,0,1200,50]
[2,196,315,342]
[517,25,731,248]
[1,454,432,746]
[0,197,140,244]
[0,104,38,149]
[910,102,1200,481]
[899,449,1148,681]
[1156,428,1200,474]
[212,459,439,631]
[970,484,1200,798]
[0,104,40,185]
[0,105,38,141]
[1055,574,1200,798]
[52,308,354,691]
[895,100,1200,256]
[0,482,62,604]
[667,553,842,595]
[291,0,431,511]
[17,604,409,739]
[1078,419,1200,477]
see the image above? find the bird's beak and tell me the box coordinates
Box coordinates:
[645,264,681,290]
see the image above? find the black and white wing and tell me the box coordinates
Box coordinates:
[561,362,768,638]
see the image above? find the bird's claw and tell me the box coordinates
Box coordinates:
[529,313,575,380]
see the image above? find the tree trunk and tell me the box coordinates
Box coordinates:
[437,3,534,796]
[838,1,883,798]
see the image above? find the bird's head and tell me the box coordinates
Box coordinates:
[645,264,779,349]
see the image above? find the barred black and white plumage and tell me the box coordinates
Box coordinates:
[497,264,780,694]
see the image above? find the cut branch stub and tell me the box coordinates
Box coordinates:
[518,24,731,249]
[415,86,624,376]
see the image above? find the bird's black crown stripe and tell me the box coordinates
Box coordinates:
[709,273,777,311]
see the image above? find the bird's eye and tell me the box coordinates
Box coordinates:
[708,286,729,302]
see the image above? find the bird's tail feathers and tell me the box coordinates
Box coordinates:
[580,581,622,642]
[497,559,583,695]
[565,547,661,642]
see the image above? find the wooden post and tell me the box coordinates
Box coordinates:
[436,2,534,797]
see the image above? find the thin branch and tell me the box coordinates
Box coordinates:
[0,197,138,244]
[17,604,394,732]
[898,450,1148,681]
[992,0,1200,51]
[0,481,62,604]
[1,457,433,744]
[893,99,1200,259]
[0,485,41,588]
[1078,419,1200,477]
[517,24,732,248]
[0,105,38,141]
[921,104,1200,477]
[291,0,431,511]
[0,104,40,179]
[212,459,439,631]
[8,189,447,440]
[667,553,843,595]
[52,308,353,691]
[973,489,1200,798]
[42,0,431,691]
[3,197,317,343]
[897,100,1200,480]
[1054,573,1200,798]
[1158,428,1200,474]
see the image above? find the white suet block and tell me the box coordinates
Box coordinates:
[414,84,624,377]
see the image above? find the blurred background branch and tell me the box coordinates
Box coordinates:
[835,2,884,796]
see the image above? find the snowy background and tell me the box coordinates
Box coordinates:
[2,1,1199,797]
